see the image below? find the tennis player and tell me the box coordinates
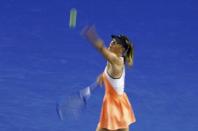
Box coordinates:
[83,26,136,131]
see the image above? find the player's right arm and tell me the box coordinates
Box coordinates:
[97,73,103,87]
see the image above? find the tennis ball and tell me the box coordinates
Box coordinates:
[69,8,77,28]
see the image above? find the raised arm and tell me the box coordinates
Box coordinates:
[82,26,120,65]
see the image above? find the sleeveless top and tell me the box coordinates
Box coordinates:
[104,61,125,95]
[97,59,136,130]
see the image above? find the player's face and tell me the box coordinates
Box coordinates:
[108,39,124,54]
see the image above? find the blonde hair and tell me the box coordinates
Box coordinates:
[124,42,134,67]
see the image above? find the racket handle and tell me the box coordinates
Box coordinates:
[89,81,98,92]
[79,86,91,99]
[79,81,98,102]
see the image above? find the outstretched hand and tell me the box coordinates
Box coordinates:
[81,25,104,50]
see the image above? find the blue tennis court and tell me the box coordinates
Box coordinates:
[0,0,198,131]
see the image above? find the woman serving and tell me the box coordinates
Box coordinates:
[83,26,136,131]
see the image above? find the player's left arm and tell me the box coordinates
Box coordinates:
[82,25,121,65]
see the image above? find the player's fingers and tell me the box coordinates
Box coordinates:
[81,25,89,36]
[81,25,97,41]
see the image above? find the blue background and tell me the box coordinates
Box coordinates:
[0,0,198,131]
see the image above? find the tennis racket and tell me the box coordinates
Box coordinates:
[56,81,98,121]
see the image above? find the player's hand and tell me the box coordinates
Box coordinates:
[81,25,104,50]
[97,73,103,87]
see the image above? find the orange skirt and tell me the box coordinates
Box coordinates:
[97,74,136,130]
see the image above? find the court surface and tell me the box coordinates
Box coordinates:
[0,0,198,131]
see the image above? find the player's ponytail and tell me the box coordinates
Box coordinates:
[112,34,134,67]
[124,43,134,67]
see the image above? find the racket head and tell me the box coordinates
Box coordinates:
[56,82,98,121]
[56,92,87,121]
